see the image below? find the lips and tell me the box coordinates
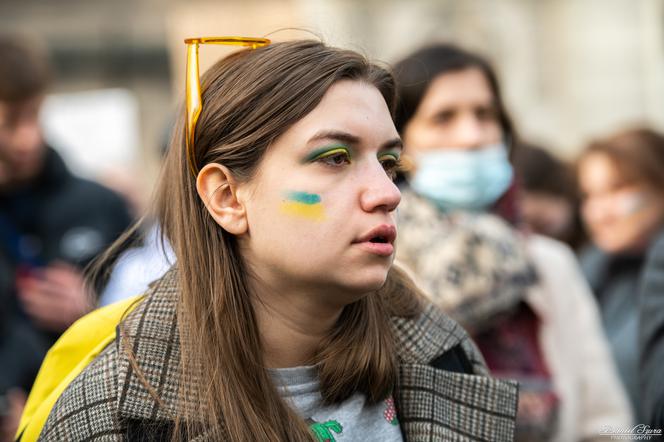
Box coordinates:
[355,224,397,244]
[353,224,397,257]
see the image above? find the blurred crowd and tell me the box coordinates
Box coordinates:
[1,28,664,442]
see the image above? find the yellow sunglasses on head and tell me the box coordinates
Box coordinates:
[184,36,271,177]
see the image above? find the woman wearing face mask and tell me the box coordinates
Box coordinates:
[578,127,664,416]
[393,44,632,441]
[16,40,519,441]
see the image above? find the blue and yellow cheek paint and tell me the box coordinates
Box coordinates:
[280,191,326,221]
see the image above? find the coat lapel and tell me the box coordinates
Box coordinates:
[396,365,518,441]
[393,303,518,441]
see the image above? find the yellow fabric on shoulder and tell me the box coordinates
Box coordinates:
[16,295,144,441]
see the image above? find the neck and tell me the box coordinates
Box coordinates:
[250,279,345,369]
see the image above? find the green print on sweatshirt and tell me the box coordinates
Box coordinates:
[307,418,343,442]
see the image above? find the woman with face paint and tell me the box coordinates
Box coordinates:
[393,44,632,441]
[577,127,664,416]
[15,40,520,441]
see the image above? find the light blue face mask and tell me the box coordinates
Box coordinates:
[409,143,513,212]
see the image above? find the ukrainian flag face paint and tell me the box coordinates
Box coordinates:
[281,191,326,221]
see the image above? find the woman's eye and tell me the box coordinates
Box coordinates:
[433,110,455,125]
[317,151,351,167]
[379,156,402,180]
[476,106,499,122]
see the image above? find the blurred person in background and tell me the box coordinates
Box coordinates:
[513,143,586,250]
[0,34,132,440]
[97,125,175,307]
[577,127,664,417]
[640,228,664,428]
[97,219,174,306]
[393,43,632,441]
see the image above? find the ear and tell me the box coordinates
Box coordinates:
[196,163,248,235]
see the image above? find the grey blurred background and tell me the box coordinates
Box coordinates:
[1,0,663,197]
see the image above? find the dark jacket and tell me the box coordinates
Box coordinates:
[0,147,132,393]
[640,229,664,425]
[36,269,519,441]
[580,245,642,413]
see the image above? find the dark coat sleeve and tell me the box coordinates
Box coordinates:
[639,229,664,425]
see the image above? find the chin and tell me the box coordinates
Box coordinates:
[342,267,391,294]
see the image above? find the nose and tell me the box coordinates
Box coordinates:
[359,160,401,213]
[453,113,484,149]
[582,196,612,226]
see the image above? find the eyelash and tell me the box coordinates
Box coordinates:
[312,148,401,180]
[313,148,351,167]
[378,154,402,180]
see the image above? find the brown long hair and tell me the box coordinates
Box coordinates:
[579,127,664,195]
[96,40,421,441]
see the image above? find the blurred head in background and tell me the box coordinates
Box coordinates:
[578,128,664,255]
[0,35,51,189]
[513,143,586,249]
[393,44,517,218]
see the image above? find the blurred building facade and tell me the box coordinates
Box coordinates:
[1,0,662,181]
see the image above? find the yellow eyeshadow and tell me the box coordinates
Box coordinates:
[315,147,350,160]
[303,145,352,163]
[378,151,400,161]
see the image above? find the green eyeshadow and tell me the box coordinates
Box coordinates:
[303,145,351,163]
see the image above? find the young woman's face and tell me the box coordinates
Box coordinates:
[402,67,503,153]
[239,80,402,302]
[579,152,664,254]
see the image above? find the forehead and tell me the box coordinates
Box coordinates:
[0,96,42,118]
[418,68,494,113]
[579,152,623,189]
[278,80,398,146]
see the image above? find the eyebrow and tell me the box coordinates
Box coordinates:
[307,130,402,151]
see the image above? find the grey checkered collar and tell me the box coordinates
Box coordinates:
[115,269,518,440]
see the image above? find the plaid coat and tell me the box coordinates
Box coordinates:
[37,270,518,441]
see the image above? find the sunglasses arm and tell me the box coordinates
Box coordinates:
[186,42,202,177]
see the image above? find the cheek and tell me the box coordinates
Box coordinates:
[484,122,503,144]
[630,203,664,238]
[279,191,327,222]
[582,198,612,227]
[254,190,335,245]
[583,195,656,247]
[279,191,353,254]
[249,195,347,275]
